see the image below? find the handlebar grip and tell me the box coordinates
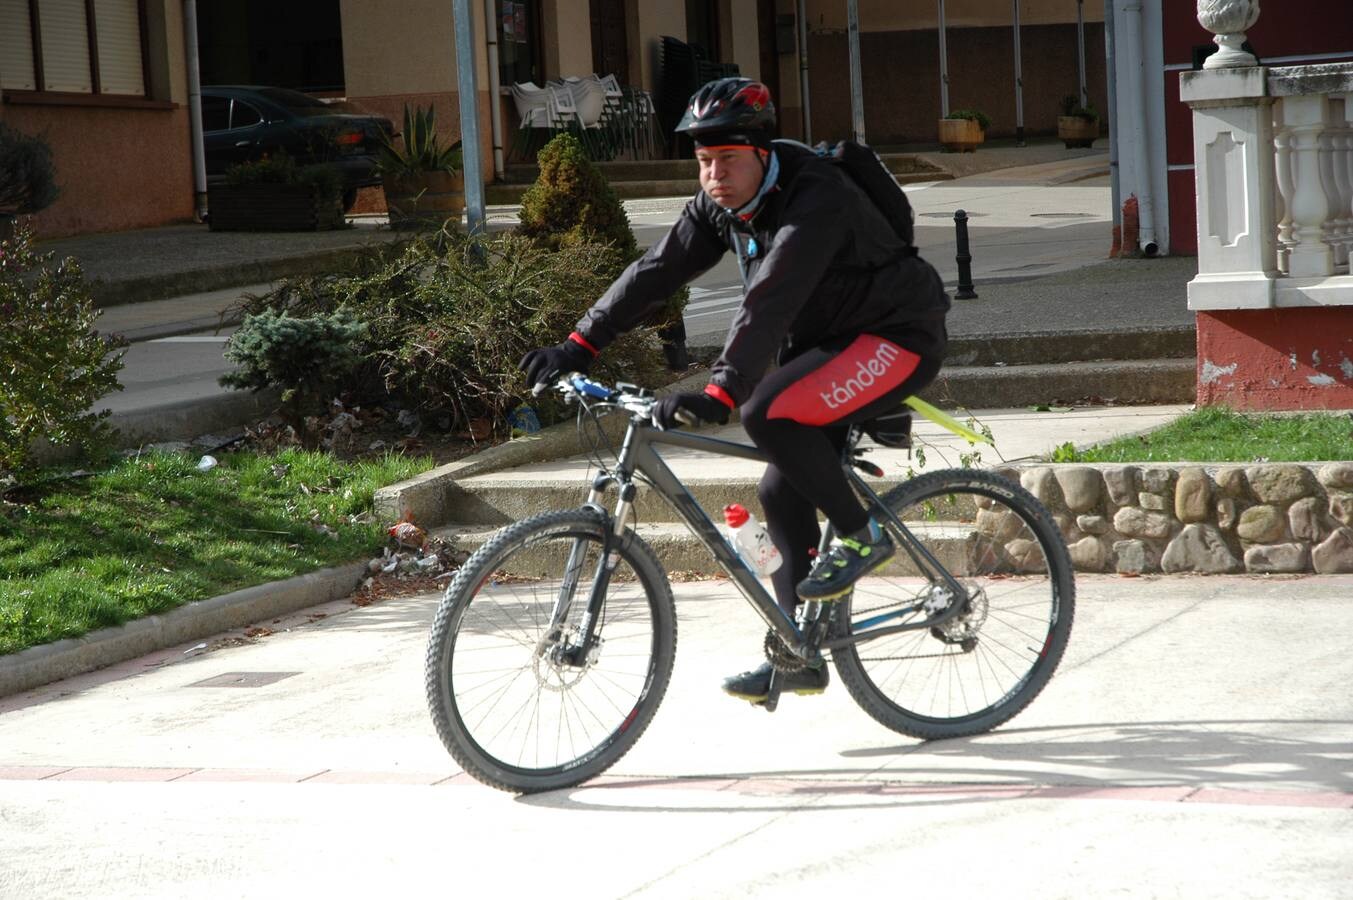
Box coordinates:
[674,408,699,427]
[531,381,549,397]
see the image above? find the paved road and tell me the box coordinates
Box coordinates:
[2,574,1349,898]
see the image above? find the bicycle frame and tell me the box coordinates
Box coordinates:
[556,408,972,667]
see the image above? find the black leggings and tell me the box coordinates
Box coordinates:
[740,334,942,614]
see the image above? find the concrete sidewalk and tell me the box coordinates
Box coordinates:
[1,573,1349,897]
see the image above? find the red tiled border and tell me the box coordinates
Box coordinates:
[1,767,1350,809]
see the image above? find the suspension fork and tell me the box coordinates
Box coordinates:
[558,422,642,666]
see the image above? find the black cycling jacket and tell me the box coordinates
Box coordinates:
[575,142,950,405]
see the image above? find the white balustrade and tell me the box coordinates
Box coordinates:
[1182,61,1353,308]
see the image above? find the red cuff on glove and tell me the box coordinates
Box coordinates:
[703,383,735,409]
[568,332,599,357]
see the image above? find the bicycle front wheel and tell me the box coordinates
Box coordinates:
[425,508,676,793]
[833,469,1075,740]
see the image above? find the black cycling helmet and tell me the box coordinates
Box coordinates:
[675,77,776,149]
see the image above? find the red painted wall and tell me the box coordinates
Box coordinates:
[1197,309,1353,410]
[1162,4,1353,256]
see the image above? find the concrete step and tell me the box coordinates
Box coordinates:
[443,474,912,527]
[500,153,946,186]
[487,179,700,204]
[434,521,985,578]
[690,327,1197,370]
[945,326,1195,367]
[920,357,1196,409]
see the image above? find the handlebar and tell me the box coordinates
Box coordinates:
[541,373,658,421]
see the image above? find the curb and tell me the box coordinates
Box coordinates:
[0,562,367,699]
[30,390,283,466]
[373,369,716,526]
[91,242,401,309]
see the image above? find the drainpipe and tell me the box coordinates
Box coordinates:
[483,0,504,180]
[183,0,207,221]
[1012,0,1024,145]
[846,0,864,143]
[1123,0,1158,256]
[1077,0,1088,108]
[1105,0,1122,254]
[797,0,812,143]
[938,0,950,117]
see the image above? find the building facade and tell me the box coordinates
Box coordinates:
[3,0,1106,237]
[0,0,195,237]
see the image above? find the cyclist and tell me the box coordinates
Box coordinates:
[521,77,949,704]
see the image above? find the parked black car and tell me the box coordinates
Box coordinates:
[202,86,393,210]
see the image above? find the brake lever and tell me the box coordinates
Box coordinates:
[674,409,699,427]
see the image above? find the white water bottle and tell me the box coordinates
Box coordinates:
[724,504,783,576]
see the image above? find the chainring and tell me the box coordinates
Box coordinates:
[763,629,814,673]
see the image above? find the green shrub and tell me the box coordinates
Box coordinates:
[0,224,126,482]
[0,123,59,215]
[220,308,368,435]
[946,109,991,131]
[1059,95,1099,122]
[224,151,342,198]
[229,231,664,436]
[517,133,687,335]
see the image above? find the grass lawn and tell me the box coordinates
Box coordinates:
[1051,406,1353,463]
[0,449,427,656]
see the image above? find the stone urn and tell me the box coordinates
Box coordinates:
[1196,0,1261,69]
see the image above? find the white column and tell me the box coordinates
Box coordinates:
[1284,93,1334,278]
[1181,66,1278,309]
[1274,109,1294,273]
[1330,95,1353,268]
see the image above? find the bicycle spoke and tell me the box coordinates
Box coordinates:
[832,471,1072,736]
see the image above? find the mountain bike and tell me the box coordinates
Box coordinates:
[425,375,1075,793]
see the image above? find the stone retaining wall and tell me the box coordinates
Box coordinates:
[1001,463,1353,575]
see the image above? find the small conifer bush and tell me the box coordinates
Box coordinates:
[0,224,125,482]
[516,133,687,336]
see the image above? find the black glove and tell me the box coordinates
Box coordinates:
[519,336,594,389]
[653,390,732,430]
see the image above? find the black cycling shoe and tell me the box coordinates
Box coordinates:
[721,661,829,703]
[797,529,895,602]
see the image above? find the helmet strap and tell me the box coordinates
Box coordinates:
[731,149,780,222]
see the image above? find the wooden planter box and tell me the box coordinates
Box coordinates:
[939,118,985,153]
[1058,116,1100,149]
[383,170,466,230]
[208,183,345,232]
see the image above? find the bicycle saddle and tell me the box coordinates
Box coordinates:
[860,407,912,448]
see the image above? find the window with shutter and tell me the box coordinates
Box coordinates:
[94,0,144,95]
[0,0,38,91]
[2,0,148,99]
[38,0,93,93]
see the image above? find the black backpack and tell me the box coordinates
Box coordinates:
[775,138,916,249]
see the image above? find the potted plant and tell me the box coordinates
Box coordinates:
[939,110,989,153]
[209,152,345,231]
[378,105,464,230]
[0,123,59,243]
[1057,95,1100,149]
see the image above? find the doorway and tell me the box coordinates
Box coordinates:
[590,0,629,82]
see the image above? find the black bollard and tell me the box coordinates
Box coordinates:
[954,209,978,300]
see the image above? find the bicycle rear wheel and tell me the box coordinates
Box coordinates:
[832,469,1074,740]
[425,508,676,793]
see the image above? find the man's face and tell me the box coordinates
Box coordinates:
[696,145,764,209]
